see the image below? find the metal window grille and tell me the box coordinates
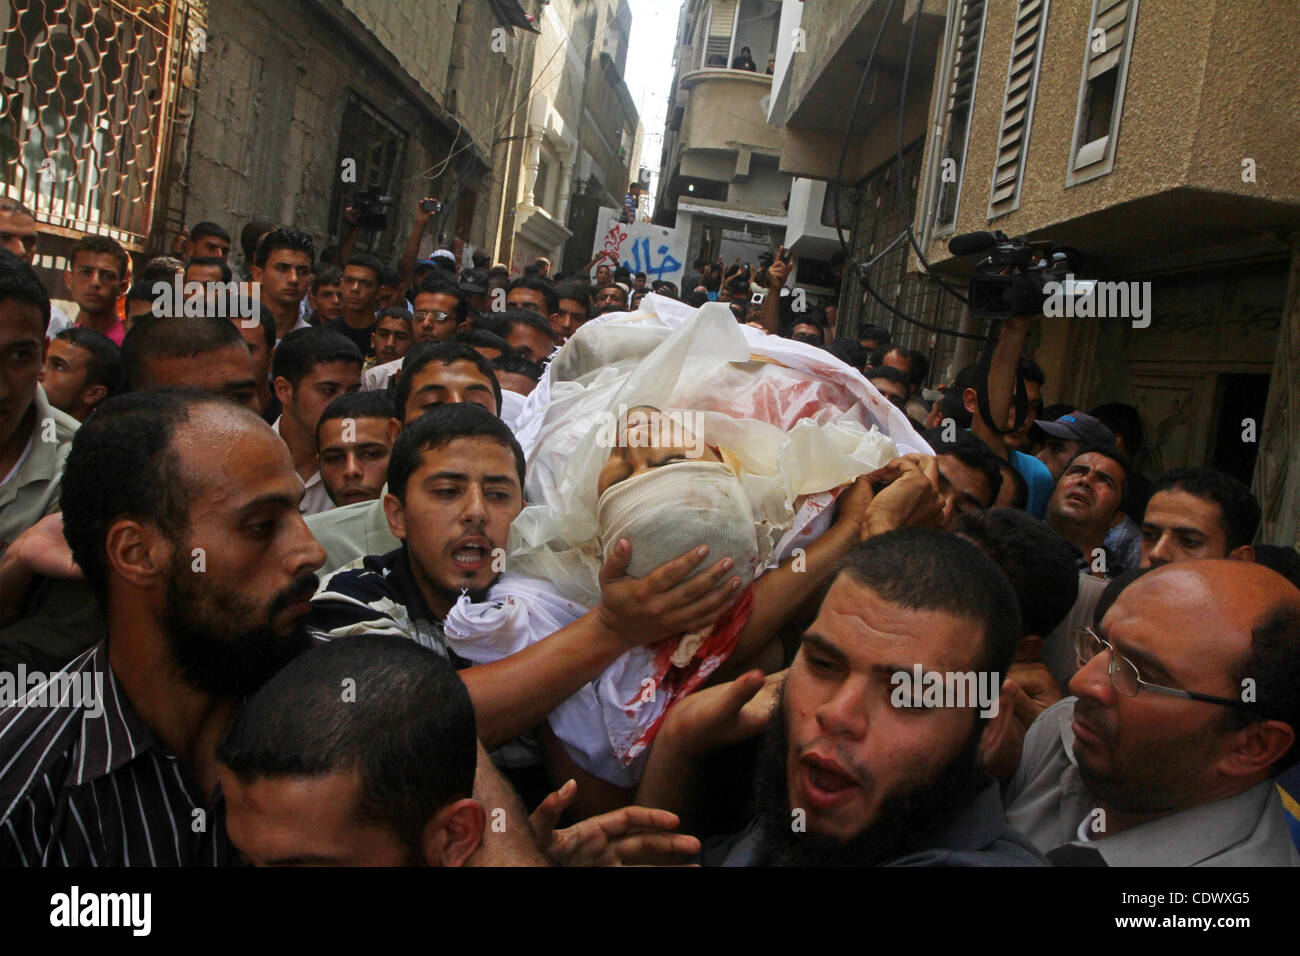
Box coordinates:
[0,0,178,252]
[844,142,975,380]
[329,90,408,258]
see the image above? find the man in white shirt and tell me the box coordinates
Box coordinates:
[271,327,363,516]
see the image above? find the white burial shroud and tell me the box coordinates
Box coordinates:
[443,296,932,786]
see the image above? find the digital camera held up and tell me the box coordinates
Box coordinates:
[948,230,1083,321]
[351,186,395,231]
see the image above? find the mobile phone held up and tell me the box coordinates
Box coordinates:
[420,199,444,214]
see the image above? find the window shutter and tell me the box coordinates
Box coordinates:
[989,0,1049,215]
[932,0,987,233]
[706,1,737,65]
[1089,0,1131,79]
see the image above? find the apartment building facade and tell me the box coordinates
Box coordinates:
[771,0,1300,546]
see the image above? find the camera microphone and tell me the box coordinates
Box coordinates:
[947,231,1000,256]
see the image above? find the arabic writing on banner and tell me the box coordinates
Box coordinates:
[592,208,687,285]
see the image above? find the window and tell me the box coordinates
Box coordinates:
[988,0,1050,217]
[1067,0,1139,185]
[702,0,736,68]
[534,157,551,212]
[930,0,987,236]
[329,92,408,255]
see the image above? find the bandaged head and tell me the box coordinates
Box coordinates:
[596,460,760,588]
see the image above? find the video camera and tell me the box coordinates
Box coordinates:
[350,186,395,232]
[947,230,1083,321]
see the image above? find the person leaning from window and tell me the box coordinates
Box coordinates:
[732,46,757,71]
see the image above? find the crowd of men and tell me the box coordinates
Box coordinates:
[0,192,1298,868]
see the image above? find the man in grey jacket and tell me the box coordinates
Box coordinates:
[1005,560,1300,865]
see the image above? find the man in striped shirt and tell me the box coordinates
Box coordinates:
[0,387,327,865]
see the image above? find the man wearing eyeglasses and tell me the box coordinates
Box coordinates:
[1004,560,1300,865]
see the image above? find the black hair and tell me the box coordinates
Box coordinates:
[453,328,514,356]
[388,402,524,501]
[998,457,1030,510]
[271,327,363,390]
[1018,357,1046,386]
[1067,443,1130,498]
[506,275,558,315]
[381,268,401,289]
[188,221,231,246]
[866,366,909,387]
[185,256,233,284]
[345,253,384,282]
[1148,467,1260,551]
[122,314,247,390]
[395,342,502,421]
[54,327,123,394]
[553,281,591,311]
[254,228,315,269]
[823,337,867,371]
[0,247,50,330]
[835,529,1022,678]
[1089,402,1144,456]
[954,508,1080,639]
[1039,402,1076,423]
[316,389,397,442]
[125,280,157,305]
[415,275,468,324]
[240,220,276,262]
[908,350,930,390]
[68,234,128,279]
[868,345,911,369]
[595,281,629,305]
[503,308,557,345]
[491,353,542,382]
[217,634,477,856]
[468,311,511,338]
[1254,545,1300,591]
[311,266,343,293]
[937,365,978,428]
[858,324,891,346]
[925,427,1003,506]
[252,303,277,354]
[1224,600,1300,771]
[376,307,414,329]
[61,388,240,605]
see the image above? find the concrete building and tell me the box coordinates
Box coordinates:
[495,0,643,276]
[4,0,541,290]
[654,0,791,279]
[770,0,1300,546]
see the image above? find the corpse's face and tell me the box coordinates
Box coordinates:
[384,437,523,616]
[596,407,721,496]
[223,769,483,867]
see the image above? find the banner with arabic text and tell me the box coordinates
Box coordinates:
[591,209,687,287]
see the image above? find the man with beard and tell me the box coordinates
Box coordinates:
[1004,561,1300,865]
[592,282,629,317]
[0,388,326,865]
[637,529,1045,866]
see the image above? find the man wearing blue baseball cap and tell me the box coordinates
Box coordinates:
[1033,411,1115,483]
